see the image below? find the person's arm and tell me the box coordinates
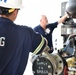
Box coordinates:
[46,22,58,31]
[58,15,68,24]
[30,28,48,54]
[47,15,67,29]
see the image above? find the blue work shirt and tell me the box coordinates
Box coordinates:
[34,22,58,52]
[0,17,46,75]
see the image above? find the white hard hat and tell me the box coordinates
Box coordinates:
[0,0,23,9]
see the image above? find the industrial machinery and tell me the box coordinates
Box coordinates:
[31,23,76,75]
[61,0,76,74]
[31,0,76,75]
[31,46,68,75]
[62,34,76,75]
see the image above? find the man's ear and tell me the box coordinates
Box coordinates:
[13,9,18,16]
[12,9,18,21]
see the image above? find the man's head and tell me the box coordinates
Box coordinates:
[0,0,23,21]
[40,15,48,29]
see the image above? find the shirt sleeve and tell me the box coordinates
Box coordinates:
[46,21,58,30]
[29,28,46,54]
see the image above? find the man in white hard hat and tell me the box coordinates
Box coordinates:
[0,0,48,75]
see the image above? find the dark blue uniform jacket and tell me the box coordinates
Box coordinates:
[0,17,46,75]
[34,22,58,52]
